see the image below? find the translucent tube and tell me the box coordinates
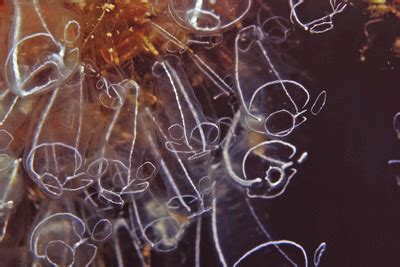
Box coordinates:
[145,108,215,218]
[86,78,157,206]
[122,111,201,252]
[24,76,92,198]
[152,56,220,160]
[4,0,81,97]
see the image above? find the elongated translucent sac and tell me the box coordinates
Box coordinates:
[145,109,215,218]
[289,0,347,34]
[4,0,81,97]
[234,24,326,137]
[152,56,220,160]
[120,111,197,252]
[24,76,92,198]
[29,203,98,267]
[168,0,252,33]
[223,111,305,199]
[86,78,157,206]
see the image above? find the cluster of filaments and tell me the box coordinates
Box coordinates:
[0,0,341,266]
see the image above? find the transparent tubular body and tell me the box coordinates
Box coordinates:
[24,76,92,198]
[124,111,192,252]
[87,78,157,206]
[4,0,81,97]
[234,25,311,138]
[152,56,220,160]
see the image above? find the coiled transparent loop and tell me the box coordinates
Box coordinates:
[90,218,113,242]
[30,212,97,267]
[168,0,253,34]
[0,154,13,172]
[4,0,81,97]
[289,0,347,34]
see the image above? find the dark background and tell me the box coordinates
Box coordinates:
[266,2,400,266]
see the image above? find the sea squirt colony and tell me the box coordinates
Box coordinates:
[0,0,344,266]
